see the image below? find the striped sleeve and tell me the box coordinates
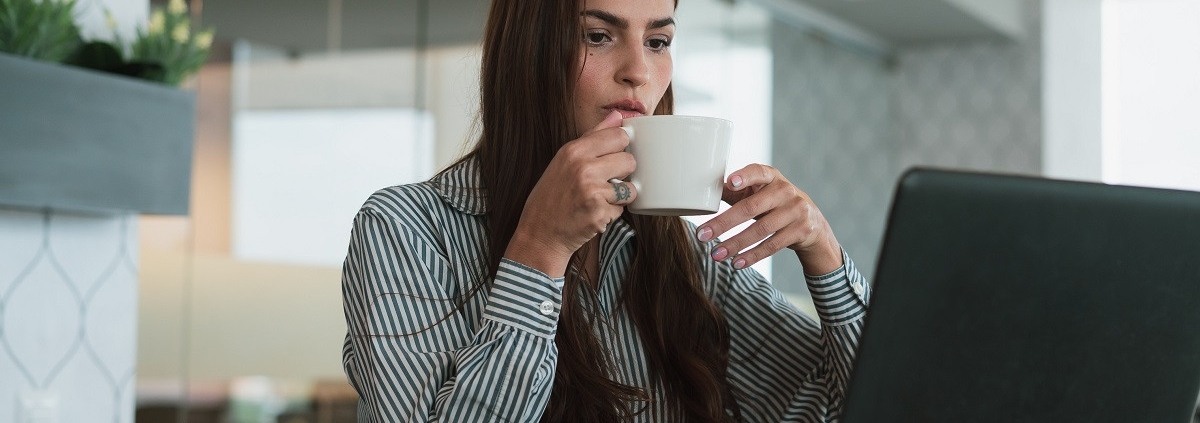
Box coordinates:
[341,207,563,422]
[718,249,870,423]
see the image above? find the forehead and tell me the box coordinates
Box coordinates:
[580,0,676,19]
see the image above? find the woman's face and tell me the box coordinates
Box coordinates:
[573,0,676,135]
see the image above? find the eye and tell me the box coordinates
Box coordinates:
[647,37,672,51]
[585,31,612,46]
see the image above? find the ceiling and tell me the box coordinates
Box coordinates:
[200,0,492,53]
[196,0,1021,57]
[798,0,1019,45]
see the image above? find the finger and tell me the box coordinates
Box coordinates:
[606,178,638,206]
[585,110,625,135]
[565,126,631,160]
[597,204,626,234]
[696,182,786,242]
[574,151,634,192]
[594,151,637,180]
[728,228,800,270]
[726,164,779,192]
[707,208,794,263]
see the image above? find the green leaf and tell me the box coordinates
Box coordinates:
[0,0,81,61]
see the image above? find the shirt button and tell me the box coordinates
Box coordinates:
[851,281,864,297]
[539,300,554,315]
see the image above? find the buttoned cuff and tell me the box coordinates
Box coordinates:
[483,258,565,338]
[805,249,869,326]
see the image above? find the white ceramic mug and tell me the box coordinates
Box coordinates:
[620,115,732,216]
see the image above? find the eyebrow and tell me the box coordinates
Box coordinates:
[583,10,675,30]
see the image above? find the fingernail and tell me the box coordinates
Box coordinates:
[697,227,712,242]
[731,175,743,188]
[733,258,746,269]
[711,247,728,261]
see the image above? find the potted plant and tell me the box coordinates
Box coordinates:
[0,0,214,215]
[0,0,82,62]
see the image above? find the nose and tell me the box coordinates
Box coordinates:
[615,45,650,88]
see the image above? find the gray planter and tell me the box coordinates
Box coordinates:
[0,52,195,215]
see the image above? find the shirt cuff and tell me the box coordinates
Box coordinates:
[804,249,869,326]
[483,258,566,338]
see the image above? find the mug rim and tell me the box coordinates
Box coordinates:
[621,115,732,125]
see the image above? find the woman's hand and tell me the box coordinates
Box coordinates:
[505,111,638,277]
[696,164,843,276]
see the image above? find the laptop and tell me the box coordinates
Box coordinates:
[842,169,1200,423]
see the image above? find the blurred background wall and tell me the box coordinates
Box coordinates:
[7,0,1182,422]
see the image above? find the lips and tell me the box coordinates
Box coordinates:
[603,99,647,119]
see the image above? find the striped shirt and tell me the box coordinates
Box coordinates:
[341,158,872,422]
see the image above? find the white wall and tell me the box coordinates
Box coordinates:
[426,46,483,170]
[1042,0,1103,182]
[233,43,482,171]
[0,209,139,423]
[1101,0,1200,192]
[236,46,420,110]
[1044,0,1200,191]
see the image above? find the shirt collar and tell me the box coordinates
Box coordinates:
[601,217,635,264]
[431,157,488,215]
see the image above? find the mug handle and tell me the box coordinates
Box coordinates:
[609,178,640,192]
[620,126,633,139]
[616,126,639,192]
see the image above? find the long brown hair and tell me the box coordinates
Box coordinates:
[466,0,741,421]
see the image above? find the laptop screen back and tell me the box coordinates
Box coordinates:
[842,169,1200,423]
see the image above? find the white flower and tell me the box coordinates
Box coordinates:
[194,30,214,49]
[104,10,118,32]
[148,10,165,34]
[172,21,190,43]
[168,0,187,15]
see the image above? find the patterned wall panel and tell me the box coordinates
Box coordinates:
[770,0,1042,296]
[891,1,1043,176]
[0,208,138,423]
[770,27,894,295]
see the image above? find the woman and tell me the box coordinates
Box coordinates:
[340,0,870,421]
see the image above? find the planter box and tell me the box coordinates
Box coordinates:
[0,52,195,215]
